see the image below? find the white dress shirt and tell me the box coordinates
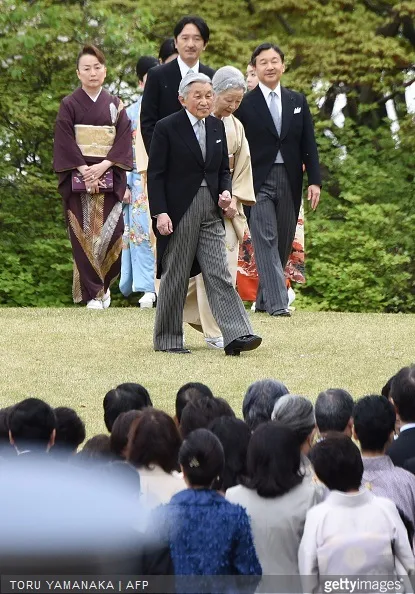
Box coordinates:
[258,81,284,163]
[177,56,200,78]
[400,423,415,433]
[185,109,203,129]
[259,81,282,118]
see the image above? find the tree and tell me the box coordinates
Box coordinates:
[0,0,154,305]
[1,0,414,310]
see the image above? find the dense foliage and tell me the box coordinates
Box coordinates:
[1,0,414,310]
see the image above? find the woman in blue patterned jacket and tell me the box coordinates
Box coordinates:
[156,428,261,586]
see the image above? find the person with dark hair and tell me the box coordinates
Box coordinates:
[76,434,114,464]
[53,44,133,309]
[387,365,415,468]
[315,388,354,438]
[157,428,261,578]
[141,15,214,153]
[180,396,235,439]
[227,422,319,575]
[110,410,141,459]
[246,62,258,91]
[242,378,289,431]
[126,408,185,507]
[353,395,415,526]
[103,382,152,432]
[8,398,56,454]
[119,55,159,309]
[209,417,251,490]
[158,38,178,64]
[300,435,414,586]
[51,407,86,458]
[175,382,214,424]
[0,407,16,458]
[235,42,321,317]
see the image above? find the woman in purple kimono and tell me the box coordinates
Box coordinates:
[53,44,133,309]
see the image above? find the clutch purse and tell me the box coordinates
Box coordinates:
[71,168,113,193]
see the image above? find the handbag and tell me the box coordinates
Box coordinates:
[71,168,113,193]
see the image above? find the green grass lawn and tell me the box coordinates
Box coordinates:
[1,308,414,437]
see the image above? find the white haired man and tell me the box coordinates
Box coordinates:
[147,73,261,356]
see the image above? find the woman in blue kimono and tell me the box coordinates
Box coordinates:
[155,428,262,588]
[120,56,158,307]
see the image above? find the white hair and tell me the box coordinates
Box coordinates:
[212,66,246,95]
[178,72,212,99]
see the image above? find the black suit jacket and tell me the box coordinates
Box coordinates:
[387,427,415,468]
[234,85,321,217]
[147,109,232,278]
[141,58,215,154]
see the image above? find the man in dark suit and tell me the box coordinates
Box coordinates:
[141,15,215,153]
[387,365,415,468]
[235,43,321,316]
[147,73,261,356]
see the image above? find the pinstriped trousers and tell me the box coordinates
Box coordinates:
[251,164,297,313]
[154,187,253,351]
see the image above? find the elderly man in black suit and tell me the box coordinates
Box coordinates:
[147,73,261,356]
[235,43,321,317]
[141,15,215,153]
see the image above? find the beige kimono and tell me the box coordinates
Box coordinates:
[183,114,256,338]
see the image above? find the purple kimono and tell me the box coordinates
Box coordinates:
[53,87,133,303]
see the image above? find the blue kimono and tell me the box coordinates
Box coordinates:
[157,488,261,591]
[119,97,155,295]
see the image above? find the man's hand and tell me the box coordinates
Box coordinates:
[218,190,232,209]
[307,185,321,210]
[223,197,238,219]
[156,213,173,236]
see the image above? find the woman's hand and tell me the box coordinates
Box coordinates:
[86,179,100,194]
[223,197,238,219]
[83,159,113,184]
[123,187,132,204]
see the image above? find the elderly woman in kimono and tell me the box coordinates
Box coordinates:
[53,45,133,309]
[183,66,256,349]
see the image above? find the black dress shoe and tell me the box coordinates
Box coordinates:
[254,307,266,313]
[271,309,291,317]
[225,334,262,356]
[157,348,191,354]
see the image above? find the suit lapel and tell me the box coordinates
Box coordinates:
[249,86,279,139]
[174,109,204,166]
[280,86,294,140]
[166,59,182,90]
[204,115,217,167]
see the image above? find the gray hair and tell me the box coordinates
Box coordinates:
[178,72,212,99]
[315,389,354,434]
[242,379,289,431]
[271,394,315,445]
[212,66,246,95]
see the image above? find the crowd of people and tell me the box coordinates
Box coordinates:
[2,364,415,588]
[53,14,321,356]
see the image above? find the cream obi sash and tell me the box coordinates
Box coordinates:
[74,125,115,158]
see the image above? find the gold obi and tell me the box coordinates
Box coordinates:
[229,154,235,173]
[74,125,116,158]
